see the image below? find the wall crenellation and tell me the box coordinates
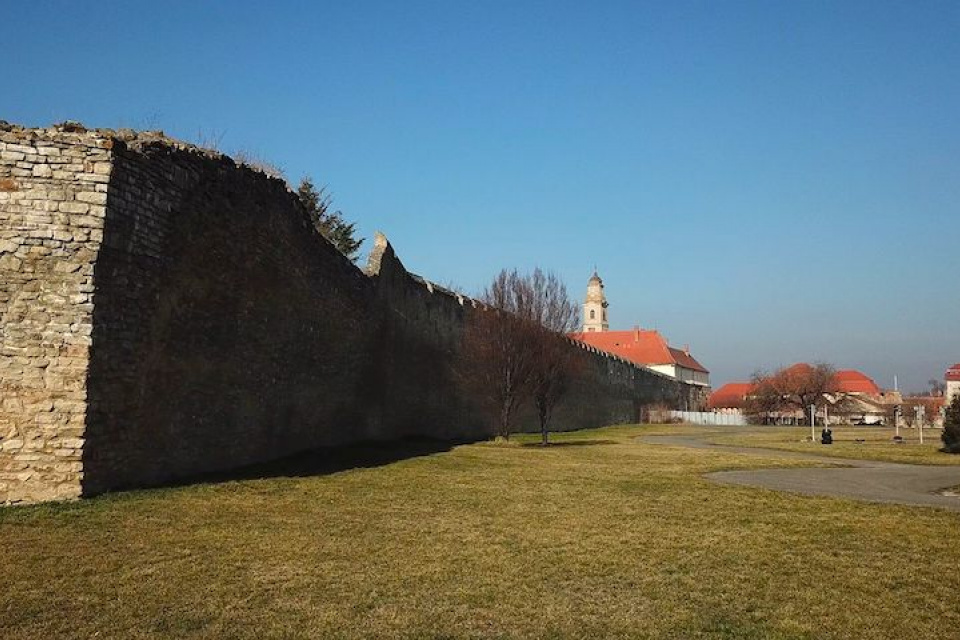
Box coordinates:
[1,121,706,505]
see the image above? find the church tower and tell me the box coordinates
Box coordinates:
[583,271,609,333]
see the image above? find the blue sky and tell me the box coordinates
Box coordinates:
[5,1,959,391]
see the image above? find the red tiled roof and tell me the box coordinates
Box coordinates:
[569,329,709,373]
[781,363,882,396]
[832,369,881,395]
[668,347,708,373]
[708,382,754,409]
[946,364,960,382]
[783,362,815,377]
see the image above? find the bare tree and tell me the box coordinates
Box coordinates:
[772,362,837,423]
[461,268,582,441]
[461,270,540,439]
[743,370,780,424]
[525,269,580,445]
[744,363,838,425]
[929,379,946,397]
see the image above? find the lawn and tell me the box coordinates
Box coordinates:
[693,424,960,466]
[2,424,959,639]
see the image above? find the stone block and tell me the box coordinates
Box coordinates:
[75,191,107,205]
[0,254,22,271]
[53,261,82,274]
[2,439,24,452]
[58,201,89,214]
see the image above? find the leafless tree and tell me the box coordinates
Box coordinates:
[461,268,580,441]
[461,270,540,439]
[929,379,946,397]
[773,362,837,423]
[744,363,838,425]
[743,370,780,424]
[524,269,580,445]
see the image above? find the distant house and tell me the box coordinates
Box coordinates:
[569,271,710,387]
[571,328,710,386]
[899,395,945,428]
[707,382,754,413]
[710,366,901,425]
[947,363,960,406]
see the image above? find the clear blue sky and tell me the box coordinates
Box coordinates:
[5,1,959,391]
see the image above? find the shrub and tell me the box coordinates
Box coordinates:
[942,395,960,453]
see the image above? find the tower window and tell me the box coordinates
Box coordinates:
[590,310,595,320]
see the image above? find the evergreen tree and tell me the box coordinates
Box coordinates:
[296,176,364,262]
[942,394,960,453]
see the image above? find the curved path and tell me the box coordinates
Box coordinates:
[641,434,960,512]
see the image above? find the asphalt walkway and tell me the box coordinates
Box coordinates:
[641,434,960,512]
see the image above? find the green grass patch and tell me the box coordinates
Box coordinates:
[687,424,960,465]
[1,424,958,639]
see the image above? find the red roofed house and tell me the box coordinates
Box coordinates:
[828,369,901,425]
[832,369,882,395]
[710,366,902,424]
[708,382,754,411]
[570,272,710,387]
[947,363,960,406]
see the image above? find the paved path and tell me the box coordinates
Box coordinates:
[640,434,960,512]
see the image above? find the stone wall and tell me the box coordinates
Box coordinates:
[1,122,706,505]
[0,123,109,503]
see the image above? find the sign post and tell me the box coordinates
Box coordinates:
[917,405,925,445]
[810,404,816,442]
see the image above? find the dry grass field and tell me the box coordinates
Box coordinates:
[701,424,960,465]
[2,424,959,639]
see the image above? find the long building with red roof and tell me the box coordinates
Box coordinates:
[570,272,710,387]
[708,364,906,424]
[707,382,754,410]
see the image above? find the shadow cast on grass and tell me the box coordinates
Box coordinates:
[521,439,619,448]
[0,437,470,516]
[164,436,468,490]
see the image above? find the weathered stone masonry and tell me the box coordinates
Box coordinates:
[0,124,107,503]
[1,122,706,505]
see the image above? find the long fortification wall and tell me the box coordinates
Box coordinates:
[1,122,706,505]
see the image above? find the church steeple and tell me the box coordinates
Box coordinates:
[583,271,609,332]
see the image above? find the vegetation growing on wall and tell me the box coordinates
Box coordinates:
[297,176,363,262]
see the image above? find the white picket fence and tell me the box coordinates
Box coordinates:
[668,411,748,426]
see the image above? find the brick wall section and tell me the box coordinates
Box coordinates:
[0,123,110,503]
[1,122,707,505]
